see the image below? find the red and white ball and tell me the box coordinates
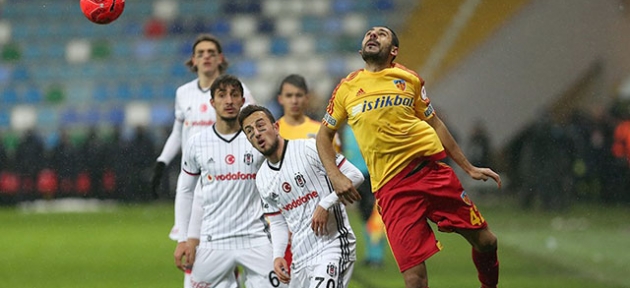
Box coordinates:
[80,0,125,25]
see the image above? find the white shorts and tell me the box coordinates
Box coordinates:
[289,253,355,288]
[191,244,286,288]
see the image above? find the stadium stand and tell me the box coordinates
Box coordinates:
[0,0,418,137]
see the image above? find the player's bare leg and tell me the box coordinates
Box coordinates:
[401,261,429,288]
[456,227,499,288]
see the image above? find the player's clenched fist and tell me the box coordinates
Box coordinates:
[273,257,291,284]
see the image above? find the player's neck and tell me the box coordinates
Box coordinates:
[214,119,241,135]
[267,137,286,164]
[364,60,392,72]
[282,114,307,126]
[198,71,221,89]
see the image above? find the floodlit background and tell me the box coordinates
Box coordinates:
[1,0,630,287]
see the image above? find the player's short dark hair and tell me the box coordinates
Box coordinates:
[383,26,399,62]
[238,105,277,128]
[278,74,308,95]
[384,26,400,48]
[210,74,243,99]
[185,34,229,73]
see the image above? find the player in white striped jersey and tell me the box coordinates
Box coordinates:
[175,75,281,288]
[239,105,363,288]
[149,34,256,288]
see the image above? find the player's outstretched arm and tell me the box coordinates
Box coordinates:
[426,115,501,188]
[316,125,361,204]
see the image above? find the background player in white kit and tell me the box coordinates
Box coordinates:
[238,105,362,288]
[175,75,281,288]
[149,34,256,287]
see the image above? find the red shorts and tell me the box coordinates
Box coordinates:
[375,156,488,272]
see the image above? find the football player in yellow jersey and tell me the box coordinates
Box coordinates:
[277,74,341,152]
[316,26,502,288]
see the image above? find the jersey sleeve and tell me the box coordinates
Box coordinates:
[241,82,256,106]
[156,119,183,164]
[414,78,436,121]
[174,87,185,122]
[181,135,201,175]
[322,81,350,131]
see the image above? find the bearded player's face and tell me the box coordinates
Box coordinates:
[360,27,395,63]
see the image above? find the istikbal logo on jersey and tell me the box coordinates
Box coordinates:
[350,94,414,117]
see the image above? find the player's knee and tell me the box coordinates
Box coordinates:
[403,274,428,288]
[402,263,429,288]
[477,229,498,252]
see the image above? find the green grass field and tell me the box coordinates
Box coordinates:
[0,196,628,288]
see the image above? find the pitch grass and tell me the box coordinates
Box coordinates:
[0,198,628,288]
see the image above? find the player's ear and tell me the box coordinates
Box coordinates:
[390,46,398,57]
[210,98,215,108]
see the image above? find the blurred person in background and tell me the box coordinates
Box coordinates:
[316,26,501,288]
[16,129,45,202]
[276,74,341,150]
[239,104,361,287]
[126,126,155,202]
[76,127,102,198]
[517,112,574,211]
[100,125,127,200]
[49,128,77,198]
[0,133,18,204]
[175,75,279,288]
[149,34,257,288]
[467,120,493,168]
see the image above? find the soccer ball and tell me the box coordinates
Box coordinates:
[80,0,125,25]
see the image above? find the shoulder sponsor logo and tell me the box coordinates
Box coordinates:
[424,103,434,118]
[225,154,235,165]
[207,172,256,182]
[283,191,318,211]
[323,113,337,127]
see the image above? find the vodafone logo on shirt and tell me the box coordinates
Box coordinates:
[207,172,256,182]
[283,191,319,211]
